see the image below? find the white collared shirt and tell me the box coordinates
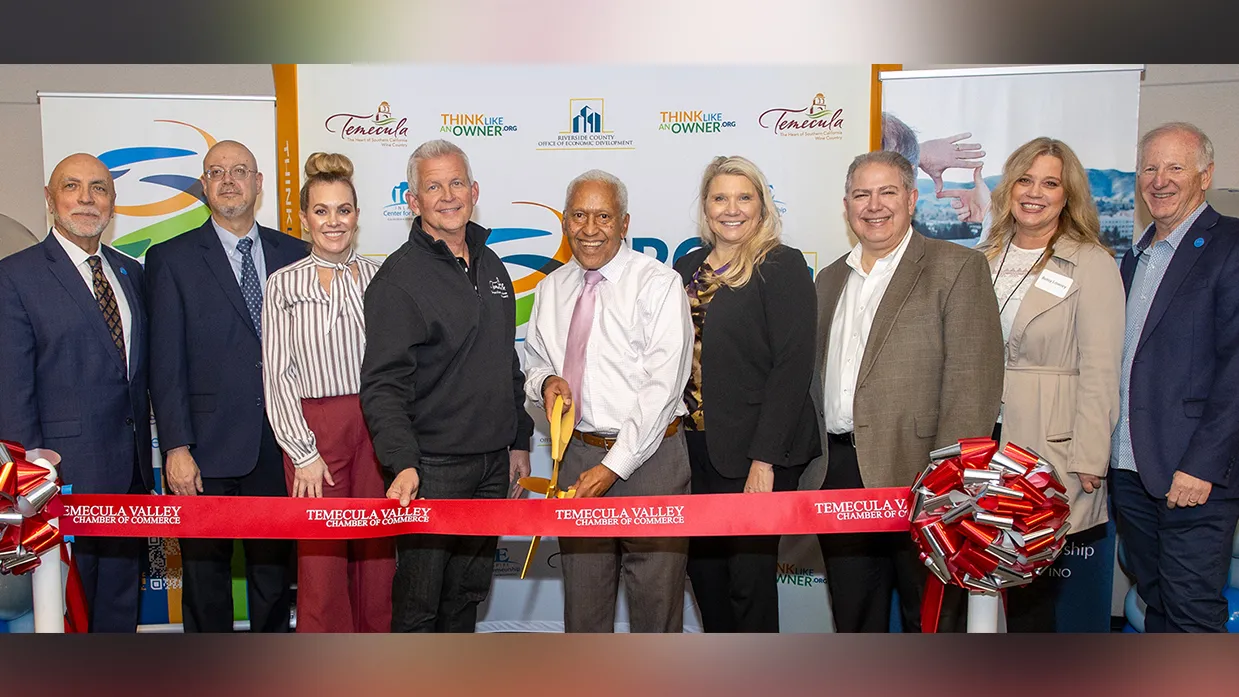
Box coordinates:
[523,245,693,480]
[824,227,914,433]
[50,227,134,378]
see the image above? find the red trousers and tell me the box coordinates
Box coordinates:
[284,395,395,633]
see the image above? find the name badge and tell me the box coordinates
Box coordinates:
[1034,268,1073,298]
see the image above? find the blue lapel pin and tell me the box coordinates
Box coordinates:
[1194,237,1205,248]
[120,267,129,275]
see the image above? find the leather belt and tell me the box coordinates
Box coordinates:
[826,431,856,447]
[573,418,681,451]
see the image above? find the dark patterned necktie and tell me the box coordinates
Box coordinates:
[236,237,263,339]
[87,255,126,370]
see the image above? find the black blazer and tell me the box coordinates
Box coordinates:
[146,219,308,478]
[1120,205,1239,498]
[674,243,820,477]
[0,233,154,494]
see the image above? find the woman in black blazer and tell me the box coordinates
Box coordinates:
[673,155,819,632]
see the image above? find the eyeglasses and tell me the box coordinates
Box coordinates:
[204,166,256,181]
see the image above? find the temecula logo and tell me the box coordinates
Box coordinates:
[758,92,845,140]
[324,101,409,146]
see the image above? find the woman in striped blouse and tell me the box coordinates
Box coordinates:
[262,152,394,632]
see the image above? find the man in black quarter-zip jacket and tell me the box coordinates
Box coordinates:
[360,139,534,633]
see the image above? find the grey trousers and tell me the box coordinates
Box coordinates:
[558,429,691,633]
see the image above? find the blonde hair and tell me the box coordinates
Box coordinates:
[976,137,1104,270]
[300,152,357,211]
[697,156,781,287]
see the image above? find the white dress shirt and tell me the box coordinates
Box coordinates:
[824,227,914,433]
[524,245,693,480]
[50,227,134,378]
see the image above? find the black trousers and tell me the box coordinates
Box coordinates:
[179,418,292,633]
[1111,469,1239,632]
[390,449,508,633]
[817,437,965,633]
[75,460,147,632]
[685,430,802,633]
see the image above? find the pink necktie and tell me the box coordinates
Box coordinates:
[563,269,603,426]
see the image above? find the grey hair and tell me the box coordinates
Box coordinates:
[1139,121,1215,172]
[882,112,920,173]
[406,139,474,192]
[564,169,628,217]
[845,150,916,193]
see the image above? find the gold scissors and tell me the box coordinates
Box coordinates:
[516,395,576,579]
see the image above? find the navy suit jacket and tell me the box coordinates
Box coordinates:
[0,233,154,494]
[146,220,307,478]
[1121,205,1239,498]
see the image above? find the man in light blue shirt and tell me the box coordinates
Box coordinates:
[1111,122,1239,633]
[147,140,307,632]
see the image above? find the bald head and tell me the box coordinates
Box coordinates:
[45,153,115,250]
[204,140,258,170]
[201,139,263,228]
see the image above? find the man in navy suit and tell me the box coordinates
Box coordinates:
[147,140,307,632]
[1112,122,1239,632]
[0,153,155,632]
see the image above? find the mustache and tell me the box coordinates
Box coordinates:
[69,206,101,216]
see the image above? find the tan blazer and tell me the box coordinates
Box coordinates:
[802,231,1004,491]
[996,238,1124,533]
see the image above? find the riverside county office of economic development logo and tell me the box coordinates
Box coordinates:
[383,182,414,220]
[758,92,845,140]
[439,111,520,137]
[324,101,409,147]
[536,98,635,151]
[657,109,736,135]
[97,120,217,258]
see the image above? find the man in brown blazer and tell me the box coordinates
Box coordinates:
[802,150,1003,632]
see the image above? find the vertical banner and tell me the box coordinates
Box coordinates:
[38,94,279,259]
[296,64,875,632]
[38,93,278,629]
[881,65,1143,632]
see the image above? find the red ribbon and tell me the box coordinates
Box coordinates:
[910,438,1070,633]
[53,488,914,540]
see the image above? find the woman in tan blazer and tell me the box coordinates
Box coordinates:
[977,137,1125,632]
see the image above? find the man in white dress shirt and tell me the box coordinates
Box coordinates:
[524,170,694,632]
[804,150,1003,632]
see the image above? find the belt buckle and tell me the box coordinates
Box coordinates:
[849,431,856,448]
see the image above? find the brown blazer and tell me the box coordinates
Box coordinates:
[996,238,1124,533]
[801,231,1004,490]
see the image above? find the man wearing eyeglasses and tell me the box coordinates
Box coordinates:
[147,140,308,632]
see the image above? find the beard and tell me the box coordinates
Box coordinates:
[213,201,250,219]
[53,208,110,240]
[210,185,254,220]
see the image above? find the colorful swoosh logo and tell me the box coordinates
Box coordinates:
[492,201,573,326]
[103,120,216,257]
